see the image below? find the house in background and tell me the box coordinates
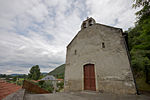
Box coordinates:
[40,75,56,81]
[40,75,63,93]
[64,17,137,94]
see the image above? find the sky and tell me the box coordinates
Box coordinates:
[0,0,138,74]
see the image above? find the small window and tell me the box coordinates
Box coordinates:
[102,42,105,48]
[89,20,92,26]
[75,50,77,55]
[83,23,86,28]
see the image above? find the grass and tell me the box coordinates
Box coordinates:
[136,77,150,92]
[18,78,24,81]
[48,64,65,79]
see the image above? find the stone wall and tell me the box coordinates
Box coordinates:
[22,80,49,94]
[64,23,137,94]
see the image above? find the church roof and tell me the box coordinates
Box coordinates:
[67,21,123,48]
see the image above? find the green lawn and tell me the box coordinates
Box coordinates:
[18,78,24,81]
[136,77,150,92]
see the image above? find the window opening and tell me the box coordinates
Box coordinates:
[83,23,86,28]
[102,42,105,48]
[89,20,92,26]
[75,50,77,55]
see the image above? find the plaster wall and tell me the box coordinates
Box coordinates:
[64,24,136,94]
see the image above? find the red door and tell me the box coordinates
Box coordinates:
[84,64,96,91]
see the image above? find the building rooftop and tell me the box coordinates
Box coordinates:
[0,79,21,100]
[40,75,56,81]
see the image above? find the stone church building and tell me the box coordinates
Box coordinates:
[64,17,137,94]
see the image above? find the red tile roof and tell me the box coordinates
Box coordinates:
[56,79,63,81]
[0,79,21,100]
[31,80,41,83]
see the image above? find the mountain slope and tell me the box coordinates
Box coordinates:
[48,64,65,79]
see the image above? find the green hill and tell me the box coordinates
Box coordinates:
[48,64,65,79]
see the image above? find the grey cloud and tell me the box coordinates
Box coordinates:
[0,0,137,74]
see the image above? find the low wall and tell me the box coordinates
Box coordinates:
[22,80,49,94]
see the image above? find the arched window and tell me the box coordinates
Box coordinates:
[89,20,92,26]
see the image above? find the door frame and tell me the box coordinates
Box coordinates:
[83,63,96,91]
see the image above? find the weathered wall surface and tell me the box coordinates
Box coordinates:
[22,80,49,94]
[64,24,136,94]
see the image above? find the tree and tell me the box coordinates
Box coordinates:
[133,0,150,19]
[13,76,17,82]
[28,65,41,80]
[127,0,150,87]
[133,0,150,7]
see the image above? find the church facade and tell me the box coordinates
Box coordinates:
[64,17,137,94]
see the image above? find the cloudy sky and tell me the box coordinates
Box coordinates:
[0,0,138,74]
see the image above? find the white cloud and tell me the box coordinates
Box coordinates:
[86,0,138,30]
[0,0,138,74]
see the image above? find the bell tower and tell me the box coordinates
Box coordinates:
[81,17,96,29]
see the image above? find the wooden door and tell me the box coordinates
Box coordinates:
[84,64,96,91]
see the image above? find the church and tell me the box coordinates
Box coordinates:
[64,17,137,94]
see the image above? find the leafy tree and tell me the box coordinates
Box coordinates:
[16,80,24,86]
[13,76,17,82]
[133,0,150,8]
[57,81,64,92]
[28,65,41,80]
[133,0,150,19]
[0,74,6,78]
[39,81,54,93]
[127,0,150,87]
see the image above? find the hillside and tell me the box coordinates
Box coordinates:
[48,64,65,79]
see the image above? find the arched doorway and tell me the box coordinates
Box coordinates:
[84,64,96,91]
